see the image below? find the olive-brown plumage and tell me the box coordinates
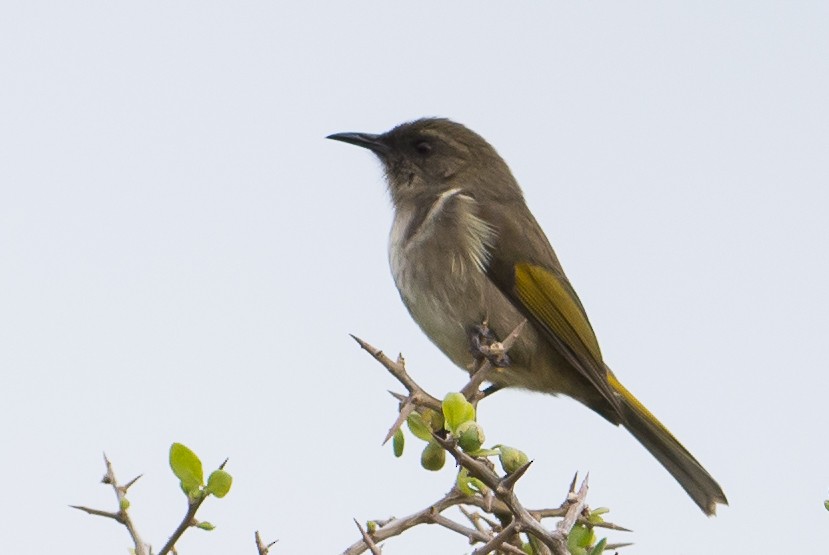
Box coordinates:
[328,118,727,515]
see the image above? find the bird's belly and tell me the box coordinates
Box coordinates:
[399,271,483,369]
[390,243,521,372]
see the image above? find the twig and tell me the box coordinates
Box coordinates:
[69,505,121,521]
[156,491,209,555]
[342,490,468,554]
[354,519,383,555]
[351,335,443,445]
[254,531,278,555]
[351,335,441,409]
[551,475,590,554]
[71,453,150,555]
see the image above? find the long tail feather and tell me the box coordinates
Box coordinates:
[608,374,728,515]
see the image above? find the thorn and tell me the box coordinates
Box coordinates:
[597,522,633,533]
[388,390,407,402]
[349,334,373,353]
[382,402,415,445]
[606,542,635,550]
[569,472,579,494]
[123,474,143,491]
[576,473,590,498]
[501,460,533,490]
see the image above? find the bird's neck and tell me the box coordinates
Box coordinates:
[389,189,496,277]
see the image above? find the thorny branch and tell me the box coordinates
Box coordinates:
[71,453,150,555]
[72,455,231,555]
[346,328,629,555]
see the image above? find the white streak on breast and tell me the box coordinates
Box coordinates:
[455,193,496,273]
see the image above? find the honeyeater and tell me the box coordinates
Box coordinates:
[327,118,727,515]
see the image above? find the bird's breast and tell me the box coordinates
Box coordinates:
[388,198,501,370]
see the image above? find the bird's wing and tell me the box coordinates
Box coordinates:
[484,202,623,414]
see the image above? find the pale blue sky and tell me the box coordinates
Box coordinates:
[1,2,827,553]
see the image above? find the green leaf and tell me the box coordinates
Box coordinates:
[205,469,233,498]
[456,467,488,496]
[392,428,405,457]
[170,443,204,495]
[456,467,475,496]
[589,538,607,555]
[420,441,446,471]
[824,499,829,512]
[464,448,500,458]
[406,412,434,442]
[587,507,609,524]
[567,524,594,551]
[442,392,475,433]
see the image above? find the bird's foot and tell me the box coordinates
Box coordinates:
[469,323,511,368]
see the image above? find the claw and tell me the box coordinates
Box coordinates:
[469,323,511,368]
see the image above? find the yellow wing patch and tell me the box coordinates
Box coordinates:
[513,263,603,364]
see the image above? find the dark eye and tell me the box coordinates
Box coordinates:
[414,141,432,156]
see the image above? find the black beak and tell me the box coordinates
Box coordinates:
[326,132,389,155]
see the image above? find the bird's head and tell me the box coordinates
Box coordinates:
[327,118,522,207]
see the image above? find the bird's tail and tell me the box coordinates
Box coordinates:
[607,373,728,515]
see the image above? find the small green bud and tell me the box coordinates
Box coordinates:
[205,469,233,498]
[196,521,215,531]
[392,428,405,457]
[442,392,475,433]
[366,520,378,533]
[119,497,130,511]
[420,441,446,471]
[456,420,485,452]
[825,499,829,512]
[497,445,529,474]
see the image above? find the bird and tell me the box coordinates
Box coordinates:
[327,118,727,515]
